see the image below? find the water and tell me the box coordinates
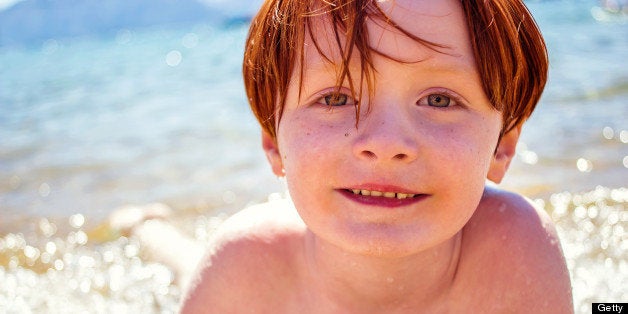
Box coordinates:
[0,1,626,312]
[0,23,282,227]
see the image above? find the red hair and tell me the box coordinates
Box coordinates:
[243,0,548,139]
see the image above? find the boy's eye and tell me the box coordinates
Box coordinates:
[319,93,354,107]
[417,92,461,108]
[324,94,348,106]
[427,94,451,107]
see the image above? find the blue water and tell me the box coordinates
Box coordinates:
[0,1,626,312]
[1,23,283,225]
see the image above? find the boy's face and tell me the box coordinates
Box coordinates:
[263,0,517,257]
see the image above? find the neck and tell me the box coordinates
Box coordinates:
[303,231,462,311]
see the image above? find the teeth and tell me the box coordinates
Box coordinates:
[351,189,415,199]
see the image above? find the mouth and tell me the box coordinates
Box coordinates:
[348,189,417,200]
[339,187,428,208]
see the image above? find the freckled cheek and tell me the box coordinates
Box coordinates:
[430,125,497,174]
[277,118,347,212]
[426,133,494,206]
[277,118,344,172]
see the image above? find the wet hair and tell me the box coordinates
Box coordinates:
[243,0,548,140]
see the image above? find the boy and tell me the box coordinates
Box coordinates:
[181,0,573,312]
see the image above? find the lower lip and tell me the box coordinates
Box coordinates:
[338,189,429,208]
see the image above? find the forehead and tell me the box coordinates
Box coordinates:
[300,0,475,76]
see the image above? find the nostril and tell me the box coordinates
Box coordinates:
[353,134,418,162]
[361,150,377,159]
[359,151,410,161]
[393,153,408,160]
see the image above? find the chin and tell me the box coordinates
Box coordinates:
[332,225,451,258]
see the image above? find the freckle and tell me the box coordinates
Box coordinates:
[344,133,349,137]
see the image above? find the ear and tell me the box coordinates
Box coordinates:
[487,124,521,184]
[262,130,284,177]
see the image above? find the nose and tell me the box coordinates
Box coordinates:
[352,106,419,163]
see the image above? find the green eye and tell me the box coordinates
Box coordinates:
[427,94,451,107]
[324,94,348,106]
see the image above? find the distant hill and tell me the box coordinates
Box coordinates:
[0,0,259,47]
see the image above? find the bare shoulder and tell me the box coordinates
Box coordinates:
[180,198,306,313]
[456,186,573,313]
